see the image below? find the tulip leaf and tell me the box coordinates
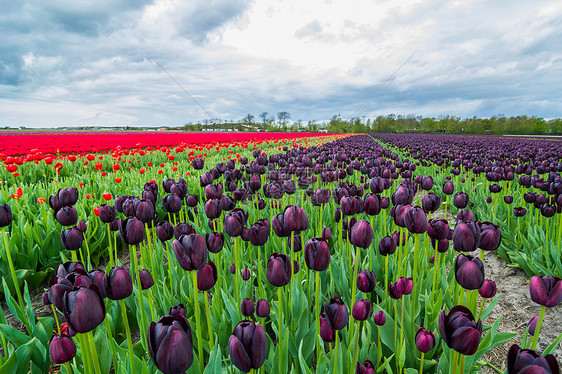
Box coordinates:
[542,332,562,356]
[94,326,113,374]
[297,340,313,374]
[202,344,222,374]
[480,292,501,321]
[0,338,35,374]
[33,317,54,347]
[23,282,35,333]
[220,289,240,327]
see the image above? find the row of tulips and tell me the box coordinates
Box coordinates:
[0,133,560,373]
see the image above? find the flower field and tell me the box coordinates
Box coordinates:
[0,131,560,373]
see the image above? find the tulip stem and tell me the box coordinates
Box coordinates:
[351,321,361,372]
[107,224,114,268]
[192,271,204,369]
[315,270,321,367]
[477,296,486,321]
[333,332,338,374]
[530,305,546,350]
[376,326,382,367]
[87,331,102,374]
[349,245,361,342]
[146,288,156,322]
[51,304,61,332]
[384,255,389,299]
[278,286,284,374]
[430,243,439,303]
[104,315,119,372]
[83,231,92,270]
[78,333,93,374]
[164,242,174,295]
[64,363,72,374]
[1,227,31,333]
[394,299,399,370]
[120,299,136,374]
[459,353,465,374]
[204,290,214,348]
[419,352,425,374]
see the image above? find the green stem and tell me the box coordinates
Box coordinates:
[104,316,119,372]
[459,354,465,374]
[376,326,382,367]
[530,305,546,350]
[315,270,321,366]
[192,271,204,369]
[78,333,93,374]
[106,224,114,269]
[278,286,283,374]
[349,245,361,342]
[87,331,102,374]
[165,242,174,296]
[333,332,338,374]
[419,352,425,374]
[204,290,214,348]
[120,299,135,374]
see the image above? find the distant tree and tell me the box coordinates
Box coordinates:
[277,112,291,128]
[242,113,255,125]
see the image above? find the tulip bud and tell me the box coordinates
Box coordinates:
[455,254,485,290]
[242,268,251,281]
[322,227,332,240]
[319,313,335,342]
[443,181,454,195]
[356,360,376,374]
[453,192,469,209]
[527,315,539,336]
[206,232,224,253]
[507,344,560,374]
[99,204,116,223]
[49,334,77,364]
[357,270,376,293]
[62,285,106,333]
[139,269,154,290]
[173,234,208,271]
[349,220,374,249]
[529,276,562,307]
[197,261,218,291]
[397,277,413,295]
[230,264,236,274]
[228,321,267,373]
[478,279,497,298]
[373,311,386,326]
[156,221,174,242]
[55,206,78,226]
[388,282,402,299]
[324,297,349,330]
[169,304,186,318]
[148,314,194,373]
[415,327,436,353]
[119,217,146,245]
[478,222,501,251]
[266,253,292,287]
[60,227,84,251]
[304,238,331,271]
[438,305,482,355]
[452,221,481,252]
[255,299,270,318]
[0,203,12,227]
[240,298,255,317]
[379,235,397,256]
[352,299,373,321]
[404,206,428,234]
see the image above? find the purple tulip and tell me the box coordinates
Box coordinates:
[228,321,267,373]
[443,181,455,195]
[304,237,331,271]
[322,227,332,240]
[206,232,224,253]
[242,268,251,281]
[478,279,497,298]
[98,204,116,223]
[373,311,386,326]
[134,199,155,223]
[478,222,501,251]
[173,222,195,240]
[379,235,397,256]
[319,313,335,342]
[357,270,376,293]
[197,261,217,291]
[453,192,469,209]
[156,221,174,242]
[324,297,349,330]
[404,206,428,234]
[60,227,84,251]
[427,219,450,241]
[457,209,475,222]
[248,219,270,246]
[528,315,539,336]
[421,193,441,213]
[169,304,186,318]
[513,207,527,217]
[529,276,562,307]
[349,220,374,249]
[397,277,413,295]
[507,344,560,374]
[255,299,270,318]
[240,298,255,317]
[266,253,292,287]
[452,221,481,252]
[388,282,403,299]
[55,206,78,227]
[438,305,482,355]
[106,266,133,300]
[139,269,154,290]
[356,360,376,374]
[415,327,436,353]
[224,209,249,237]
[49,334,76,364]
[119,217,146,245]
[352,299,373,321]
[172,234,208,271]
[455,254,485,290]
[62,284,106,333]
[162,194,183,214]
[148,314,194,374]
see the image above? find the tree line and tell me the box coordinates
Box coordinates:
[181,113,562,135]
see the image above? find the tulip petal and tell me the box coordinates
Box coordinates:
[228,335,252,373]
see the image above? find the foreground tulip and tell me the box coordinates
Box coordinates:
[443,181,455,195]
[106,266,133,300]
[379,235,397,256]
[224,209,249,237]
[352,299,373,321]
[304,237,331,271]
[266,253,291,287]
[319,313,335,342]
[438,305,482,355]
[349,220,374,248]
[478,222,501,251]
[148,314,194,374]
[455,254,485,290]
[357,270,376,293]
[49,333,76,364]
[173,234,208,271]
[529,276,562,308]
[119,217,146,245]
[228,321,267,373]
[62,285,106,334]
[373,311,386,326]
[324,297,349,330]
[452,221,481,252]
[453,192,469,209]
[427,219,450,241]
[55,206,78,227]
[197,261,217,291]
[60,227,84,251]
[248,219,270,246]
[98,204,116,223]
[255,299,270,318]
[478,279,497,298]
[156,221,174,242]
[415,327,436,353]
[139,269,154,290]
[404,206,428,233]
[206,232,224,253]
[506,344,560,374]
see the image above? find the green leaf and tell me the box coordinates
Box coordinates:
[0,323,31,347]
[298,340,313,374]
[203,344,222,374]
[542,332,562,355]
[95,327,113,374]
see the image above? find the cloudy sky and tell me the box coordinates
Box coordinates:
[1,0,561,127]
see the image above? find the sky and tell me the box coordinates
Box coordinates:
[1,0,561,127]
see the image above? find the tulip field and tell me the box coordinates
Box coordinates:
[0,130,561,373]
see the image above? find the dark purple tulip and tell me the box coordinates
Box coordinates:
[240,298,255,317]
[46,277,74,311]
[192,157,204,169]
[242,268,251,281]
[392,204,410,227]
[248,219,270,246]
[266,253,291,287]
[529,276,562,307]
[453,192,469,209]
[172,234,208,271]
[60,227,84,251]
[162,179,175,193]
[224,209,248,237]
[0,203,12,227]
[230,264,236,274]
[142,189,157,204]
[206,232,224,253]
[514,207,527,217]
[322,227,332,240]
[162,194,182,214]
[381,197,390,209]
[199,171,214,187]
[76,220,87,233]
[281,205,309,233]
[53,187,79,207]
[541,204,556,217]
[169,304,186,318]
[293,259,300,274]
[228,321,267,373]
[98,204,116,223]
[379,235,397,256]
[319,314,335,342]
[56,261,86,278]
[340,196,357,216]
[528,315,539,336]
[373,311,386,326]
[364,194,381,216]
[148,314,194,374]
[49,334,77,364]
[397,277,413,295]
[324,297,349,330]
[174,222,195,240]
[427,219,450,241]
[504,196,514,204]
[119,217,146,245]
[87,269,108,298]
[439,305,482,355]
[108,219,119,232]
[249,175,262,192]
[370,177,385,194]
[106,266,133,300]
[255,299,270,318]
[62,285,106,333]
[205,183,223,200]
[524,193,537,204]
[134,199,155,223]
[455,254,485,290]
[421,176,434,191]
[507,344,560,374]
[415,327,436,353]
[478,279,497,298]
[421,193,442,213]
[388,282,403,299]
[349,220,374,249]
[197,261,217,291]
[139,269,154,290]
[55,206,78,226]
[304,237,331,271]
[357,270,376,293]
[457,209,475,222]
[356,360,376,374]
[404,206,428,234]
[156,221,174,242]
[185,194,198,208]
[49,195,62,213]
[478,222,501,251]
[352,299,373,321]
[452,221,481,252]
[443,181,455,195]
